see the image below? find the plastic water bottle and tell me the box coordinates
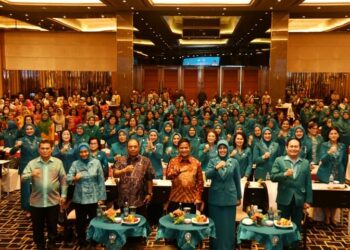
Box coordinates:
[266,172,271,181]
[329,174,334,184]
[123,201,129,217]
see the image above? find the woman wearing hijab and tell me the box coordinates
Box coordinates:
[159,121,174,149]
[185,125,201,159]
[253,127,280,180]
[37,111,55,142]
[317,127,346,225]
[10,124,41,217]
[67,143,106,249]
[206,139,242,250]
[142,129,163,179]
[306,121,324,164]
[248,124,262,149]
[291,125,312,162]
[0,120,18,147]
[230,132,253,180]
[163,132,182,164]
[276,119,292,156]
[337,110,350,149]
[131,124,147,146]
[52,108,66,134]
[73,124,89,146]
[108,129,129,162]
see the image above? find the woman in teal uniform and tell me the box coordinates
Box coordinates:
[142,129,163,179]
[230,132,252,180]
[10,124,41,217]
[206,140,242,250]
[198,130,218,171]
[317,127,347,225]
[108,129,128,162]
[253,127,280,180]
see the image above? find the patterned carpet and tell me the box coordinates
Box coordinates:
[0,191,349,250]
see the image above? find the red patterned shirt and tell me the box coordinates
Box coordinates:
[166,155,204,203]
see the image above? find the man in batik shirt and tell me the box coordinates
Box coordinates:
[166,138,204,213]
[113,139,155,217]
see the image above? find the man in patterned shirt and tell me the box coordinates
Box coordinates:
[113,139,155,217]
[166,138,204,213]
[22,140,67,250]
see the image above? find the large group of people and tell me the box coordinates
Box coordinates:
[0,86,349,250]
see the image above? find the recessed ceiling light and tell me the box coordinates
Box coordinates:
[141,18,144,20]
[269,6,273,10]
[0,4,3,7]
[259,18,263,21]
[145,23,148,25]
[251,28,254,30]
[247,32,250,34]
[41,19,44,21]
[101,14,105,18]
[222,13,225,15]
[25,13,29,16]
[62,27,65,29]
[255,23,258,26]
[87,6,91,9]
[265,12,268,14]
[317,6,321,9]
[346,15,348,17]
[178,12,181,15]
[123,0,126,2]
[63,15,66,18]
[302,15,306,18]
[26,18,29,21]
[136,12,139,14]
[223,7,226,10]
[176,7,180,10]
[131,6,134,10]
[9,13,13,16]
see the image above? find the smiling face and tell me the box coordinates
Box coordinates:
[218,144,228,157]
[263,130,272,142]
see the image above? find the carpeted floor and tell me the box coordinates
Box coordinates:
[0,191,349,249]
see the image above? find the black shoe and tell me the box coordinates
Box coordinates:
[36,244,45,250]
[47,242,58,250]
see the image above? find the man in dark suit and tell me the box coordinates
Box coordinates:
[271,138,313,230]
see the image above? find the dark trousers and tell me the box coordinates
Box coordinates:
[278,196,304,231]
[74,203,97,245]
[31,205,59,247]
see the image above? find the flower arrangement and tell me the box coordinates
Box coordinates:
[103,208,121,222]
[251,212,265,226]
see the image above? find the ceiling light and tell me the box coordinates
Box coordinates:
[133,39,155,46]
[123,0,126,2]
[0,4,3,7]
[63,15,66,18]
[223,7,226,10]
[9,13,13,16]
[25,13,29,16]
[130,6,134,9]
[5,0,104,4]
[250,38,271,44]
[269,6,273,10]
[148,0,253,6]
[41,19,44,21]
[179,38,228,45]
[176,7,180,10]
[87,6,91,9]
[0,16,48,31]
[317,6,321,9]
[136,12,139,14]
[101,14,105,18]
[301,0,350,6]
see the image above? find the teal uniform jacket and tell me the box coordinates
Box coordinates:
[108,141,128,162]
[198,143,218,171]
[271,156,313,207]
[205,157,242,206]
[253,140,280,180]
[84,124,101,140]
[142,142,163,179]
[230,147,253,178]
[317,141,347,183]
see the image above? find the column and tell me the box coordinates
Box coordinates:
[112,12,133,103]
[269,12,289,104]
[0,31,4,97]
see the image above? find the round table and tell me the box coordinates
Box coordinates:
[237,219,301,250]
[156,214,216,250]
[87,215,150,250]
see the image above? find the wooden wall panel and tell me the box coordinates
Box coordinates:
[143,68,159,92]
[163,69,178,93]
[203,68,219,100]
[222,68,239,94]
[183,69,198,101]
[288,33,350,72]
[243,68,258,94]
[4,31,116,71]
